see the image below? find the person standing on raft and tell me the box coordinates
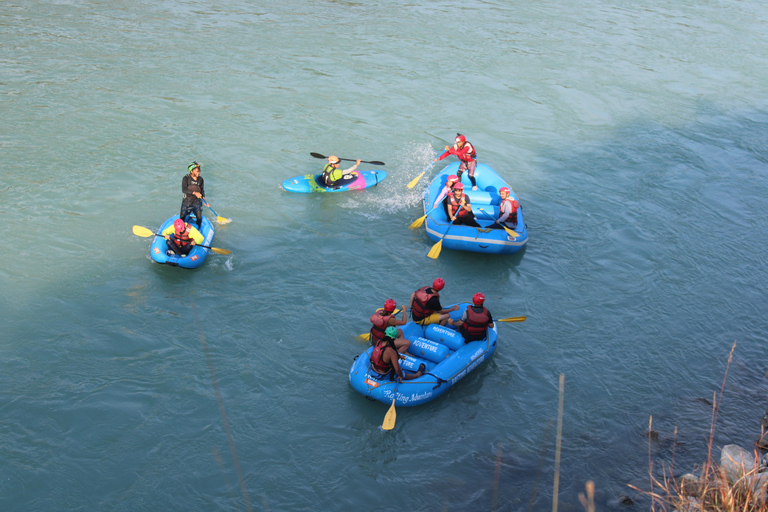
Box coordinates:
[370,327,425,382]
[435,134,479,190]
[409,278,459,326]
[322,155,361,188]
[449,293,495,343]
[180,161,205,230]
[369,299,411,353]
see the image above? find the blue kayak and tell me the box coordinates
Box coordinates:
[149,214,214,269]
[422,162,528,254]
[282,170,387,193]
[348,303,498,407]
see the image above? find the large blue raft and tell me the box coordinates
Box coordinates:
[348,303,498,407]
[422,162,528,255]
[282,170,387,193]
[149,214,215,269]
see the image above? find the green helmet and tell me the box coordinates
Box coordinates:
[385,326,399,339]
[188,161,200,172]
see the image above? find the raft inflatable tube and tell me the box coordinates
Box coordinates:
[348,303,498,407]
[282,170,387,193]
[149,214,214,269]
[422,162,528,255]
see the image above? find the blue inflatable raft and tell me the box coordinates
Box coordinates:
[348,303,498,407]
[422,162,528,254]
[282,170,387,193]
[149,214,215,269]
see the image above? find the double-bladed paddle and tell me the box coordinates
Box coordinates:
[310,152,385,166]
[132,225,232,255]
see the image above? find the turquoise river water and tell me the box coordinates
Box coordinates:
[2,1,768,510]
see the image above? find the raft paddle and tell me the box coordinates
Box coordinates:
[476,208,520,238]
[310,152,385,166]
[382,396,397,430]
[409,205,438,230]
[407,150,447,190]
[202,199,231,224]
[498,316,527,323]
[427,205,462,259]
[132,225,232,255]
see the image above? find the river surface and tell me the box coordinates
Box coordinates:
[3,1,768,510]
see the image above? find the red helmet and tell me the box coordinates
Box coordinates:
[455,134,466,144]
[384,299,396,312]
[472,293,485,306]
[499,187,510,195]
[173,218,186,233]
[453,182,464,190]
[432,278,445,291]
[447,174,459,184]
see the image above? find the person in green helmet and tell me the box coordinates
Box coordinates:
[369,326,425,382]
[322,155,361,188]
[180,161,205,230]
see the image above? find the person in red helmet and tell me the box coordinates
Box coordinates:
[446,182,482,227]
[449,293,494,343]
[490,187,519,230]
[164,218,197,257]
[432,174,460,211]
[436,133,479,190]
[409,278,459,326]
[369,299,411,353]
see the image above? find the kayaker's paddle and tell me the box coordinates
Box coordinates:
[310,152,385,166]
[427,205,462,259]
[477,208,520,238]
[498,316,527,323]
[382,396,397,430]
[407,150,447,190]
[132,225,232,255]
[202,199,231,224]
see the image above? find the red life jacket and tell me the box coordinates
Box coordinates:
[172,226,192,248]
[500,197,519,215]
[411,286,439,319]
[370,340,393,374]
[447,193,470,217]
[460,306,491,340]
[454,141,477,162]
[369,309,394,342]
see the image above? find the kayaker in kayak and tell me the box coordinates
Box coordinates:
[370,327,425,382]
[322,155,361,188]
[436,134,479,190]
[449,293,495,343]
[164,218,197,257]
[446,183,482,227]
[369,299,411,353]
[489,187,519,230]
[409,278,459,326]
[180,162,205,230]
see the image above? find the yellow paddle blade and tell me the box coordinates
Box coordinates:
[427,239,443,259]
[216,216,232,225]
[382,398,397,430]
[503,226,520,238]
[409,215,427,230]
[210,247,232,255]
[498,316,527,323]
[356,333,371,342]
[407,171,426,190]
[132,225,155,237]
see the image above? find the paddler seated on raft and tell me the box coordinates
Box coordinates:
[448,293,494,343]
[369,299,411,353]
[180,161,205,230]
[163,218,201,257]
[322,155,361,188]
[488,187,519,231]
[446,182,482,227]
[432,174,459,215]
[370,327,425,382]
[409,278,459,326]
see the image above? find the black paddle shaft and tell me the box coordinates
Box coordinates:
[309,152,385,166]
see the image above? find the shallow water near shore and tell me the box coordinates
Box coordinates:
[3,1,768,510]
